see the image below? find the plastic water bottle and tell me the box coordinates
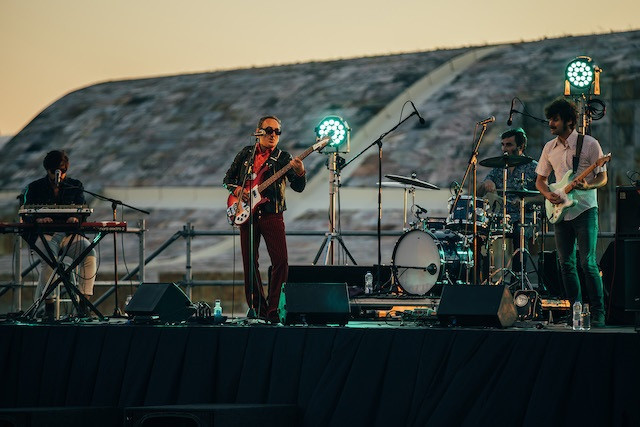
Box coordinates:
[572,301,582,330]
[364,271,373,295]
[581,303,591,331]
[213,299,223,320]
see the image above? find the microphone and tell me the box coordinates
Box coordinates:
[415,204,428,214]
[507,98,515,125]
[253,129,266,137]
[477,116,495,125]
[410,101,426,124]
[54,169,61,188]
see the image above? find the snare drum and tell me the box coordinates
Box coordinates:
[446,196,489,233]
[391,229,473,295]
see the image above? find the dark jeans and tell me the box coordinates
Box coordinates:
[554,207,604,319]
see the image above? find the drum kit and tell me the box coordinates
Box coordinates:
[387,154,544,297]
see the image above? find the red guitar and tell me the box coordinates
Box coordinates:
[226,136,330,225]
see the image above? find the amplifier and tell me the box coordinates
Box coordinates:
[616,186,640,237]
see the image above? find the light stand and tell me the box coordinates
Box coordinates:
[313,151,356,265]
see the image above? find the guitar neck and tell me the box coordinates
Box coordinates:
[562,157,607,194]
[257,145,315,192]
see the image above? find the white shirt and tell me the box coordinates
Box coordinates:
[536,129,606,221]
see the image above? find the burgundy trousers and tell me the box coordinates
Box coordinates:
[239,211,288,319]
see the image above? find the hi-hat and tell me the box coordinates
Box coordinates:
[479,155,533,168]
[385,174,439,190]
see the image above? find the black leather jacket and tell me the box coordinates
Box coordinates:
[223,145,306,214]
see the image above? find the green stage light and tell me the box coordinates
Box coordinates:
[315,116,350,153]
[564,56,601,95]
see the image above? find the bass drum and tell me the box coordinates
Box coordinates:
[391,229,473,295]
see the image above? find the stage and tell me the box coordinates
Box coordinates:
[1,319,639,427]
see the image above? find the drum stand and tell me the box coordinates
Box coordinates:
[510,196,537,290]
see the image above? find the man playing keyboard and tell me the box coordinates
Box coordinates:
[22,150,97,320]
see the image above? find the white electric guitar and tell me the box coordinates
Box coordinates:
[545,153,611,224]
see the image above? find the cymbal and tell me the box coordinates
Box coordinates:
[384,174,439,190]
[377,181,433,190]
[496,188,541,197]
[479,154,533,168]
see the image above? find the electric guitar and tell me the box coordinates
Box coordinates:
[545,153,611,224]
[226,136,330,225]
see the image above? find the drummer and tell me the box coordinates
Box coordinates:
[478,128,539,223]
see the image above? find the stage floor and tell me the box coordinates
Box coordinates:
[2,319,640,426]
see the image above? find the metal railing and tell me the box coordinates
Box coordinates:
[1,220,617,313]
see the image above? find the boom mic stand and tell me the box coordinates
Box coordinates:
[449,120,492,285]
[342,110,421,290]
[81,188,149,317]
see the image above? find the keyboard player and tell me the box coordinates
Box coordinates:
[22,150,97,320]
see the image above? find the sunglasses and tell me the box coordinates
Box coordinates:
[261,126,282,136]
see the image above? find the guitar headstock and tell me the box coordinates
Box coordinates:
[312,135,331,152]
[597,153,612,167]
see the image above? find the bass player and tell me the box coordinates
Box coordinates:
[223,115,306,323]
[535,97,608,327]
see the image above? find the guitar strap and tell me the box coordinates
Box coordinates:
[572,134,584,174]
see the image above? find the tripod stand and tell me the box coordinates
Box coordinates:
[81,188,150,317]
[314,151,356,265]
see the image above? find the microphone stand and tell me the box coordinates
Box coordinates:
[242,142,260,319]
[449,122,491,285]
[342,110,420,291]
[81,187,150,317]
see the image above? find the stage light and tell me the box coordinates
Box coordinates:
[564,56,601,96]
[315,116,350,153]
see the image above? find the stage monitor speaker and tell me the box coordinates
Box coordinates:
[437,285,517,328]
[616,186,640,237]
[125,283,196,322]
[278,282,350,326]
[269,265,393,297]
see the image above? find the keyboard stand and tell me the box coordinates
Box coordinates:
[21,227,108,321]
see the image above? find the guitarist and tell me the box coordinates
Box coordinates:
[535,98,608,327]
[223,116,306,323]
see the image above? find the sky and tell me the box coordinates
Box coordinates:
[1,0,639,136]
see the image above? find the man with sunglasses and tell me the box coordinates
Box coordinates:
[22,150,97,320]
[223,116,306,323]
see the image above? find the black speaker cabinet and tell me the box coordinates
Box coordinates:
[125,283,196,322]
[278,282,350,326]
[437,285,517,328]
[617,186,640,237]
[621,238,640,311]
[270,265,393,297]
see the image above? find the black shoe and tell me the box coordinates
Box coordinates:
[267,313,281,325]
[591,312,605,328]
